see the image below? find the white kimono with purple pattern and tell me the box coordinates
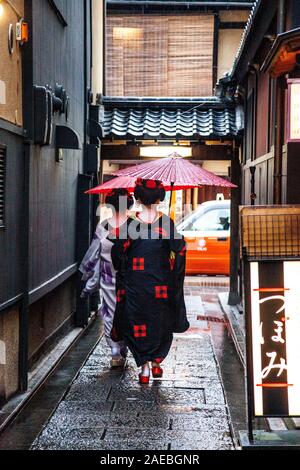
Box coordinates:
[79,222,125,354]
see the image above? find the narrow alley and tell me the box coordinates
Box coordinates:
[0,279,245,451]
[2,0,300,457]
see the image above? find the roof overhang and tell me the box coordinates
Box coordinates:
[261,27,300,77]
[103,96,231,110]
[231,0,278,82]
[102,97,240,141]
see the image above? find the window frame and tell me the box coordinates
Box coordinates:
[179,204,231,233]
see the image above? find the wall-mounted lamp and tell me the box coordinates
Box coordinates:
[0,0,22,20]
[140,146,192,158]
[16,19,28,44]
[0,0,28,49]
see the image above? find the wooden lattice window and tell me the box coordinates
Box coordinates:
[0,145,6,228]
[106,14,214,97]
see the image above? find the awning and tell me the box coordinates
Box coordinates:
[261,27,300,77]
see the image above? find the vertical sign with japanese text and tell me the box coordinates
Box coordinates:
[249,261,300,417]
[288,79,300,142]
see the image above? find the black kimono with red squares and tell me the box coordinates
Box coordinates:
[110,214,189,367]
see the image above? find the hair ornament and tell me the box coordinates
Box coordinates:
[135,178,164,189]
[145,180,157,189]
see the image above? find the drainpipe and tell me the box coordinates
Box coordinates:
[273,76,285,205]
[278,0,286,34]
[83,0,89,164]
[248,64,258,162]
[75,0,94,327]
[228,141,241,306]
[19,141,30,392]
[273,0,286,205]
[19,0,35,393]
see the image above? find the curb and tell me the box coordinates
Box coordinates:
[0,313,99,435]
[218,292,246,368]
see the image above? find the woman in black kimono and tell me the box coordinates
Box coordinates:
[111,179,189,384]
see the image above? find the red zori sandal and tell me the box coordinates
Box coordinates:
[138,373,150,384]
[152,365,163,378]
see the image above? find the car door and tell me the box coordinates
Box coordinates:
[180,204,230,274]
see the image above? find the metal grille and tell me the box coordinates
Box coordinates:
[241,212,300,260]
[0,145,6,228]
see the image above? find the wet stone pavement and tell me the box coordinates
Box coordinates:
[32,284,235,451]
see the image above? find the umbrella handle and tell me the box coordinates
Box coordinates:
[169,182,175,219]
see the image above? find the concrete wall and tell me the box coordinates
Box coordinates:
[217,9,249,81]
[0,307,19,404]
[28,278,76,370]
[219,10,250,23]
[217,29,244,80]
[202,160,231,176]
[0,0,24,125]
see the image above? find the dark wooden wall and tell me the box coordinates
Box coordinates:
[240,0,300,207]
[256,71,271,159]
[0,128,24,307]
[26,0,87,295]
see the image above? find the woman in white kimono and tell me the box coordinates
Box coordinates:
[79,188,133,367]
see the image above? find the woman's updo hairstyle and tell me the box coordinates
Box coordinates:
[134,178,166,206]
[105,188,134,211]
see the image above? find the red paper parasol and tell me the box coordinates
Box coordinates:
[111,153,237,189]
[86,176,137,194]
[85,174,199,194]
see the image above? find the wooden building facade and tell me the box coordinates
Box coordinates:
[0,0,104,406]
[224,0,300,206]
[216,0,300,305]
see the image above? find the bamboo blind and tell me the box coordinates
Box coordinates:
[106,14,214,97]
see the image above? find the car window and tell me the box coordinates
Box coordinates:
[185,208,230,231]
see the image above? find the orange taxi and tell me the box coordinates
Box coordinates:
[176,200,230,275]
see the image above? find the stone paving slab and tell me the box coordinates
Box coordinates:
[32,289,234,451]
[38,441,170,451]
[155,388,206,405]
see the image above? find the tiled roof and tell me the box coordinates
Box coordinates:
[103,106,238,139]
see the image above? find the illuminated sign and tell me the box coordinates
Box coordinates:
[287,79,300,142]
[248,261,300,417]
